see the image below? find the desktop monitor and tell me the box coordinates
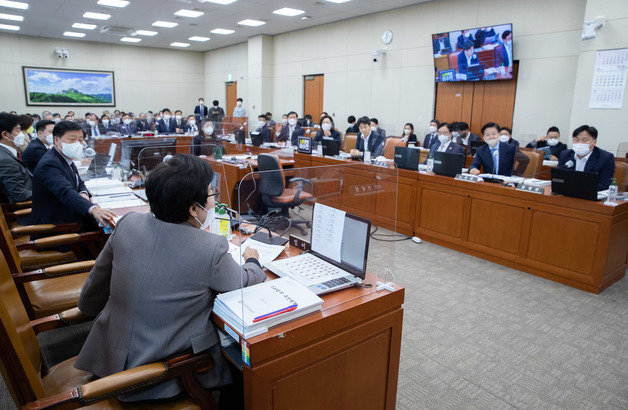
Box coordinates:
[433,151,464,177]
[322,139,340,156]
[551,168,599,201]
[250,132,263,147]
[394,146,420,170]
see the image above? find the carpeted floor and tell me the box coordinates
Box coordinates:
[1,228,626,409]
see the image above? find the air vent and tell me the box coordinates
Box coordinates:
[100,26,135,36]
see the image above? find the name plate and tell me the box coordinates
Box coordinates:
[516,183,544,194]
[455,174,481,183]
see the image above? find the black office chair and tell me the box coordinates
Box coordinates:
[257,153,313,235]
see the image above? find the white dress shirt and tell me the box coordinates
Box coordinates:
[0,143,18,158]
[438,140,451,152]
[575,150,593,171]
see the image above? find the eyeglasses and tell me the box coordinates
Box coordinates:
[208,188,220,198]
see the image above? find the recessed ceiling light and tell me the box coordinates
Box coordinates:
[97,0,129,7]
[83,12,111,20]
[0,1,28,10]
[324,0,352,3]
[135,29,157,36]
[0,12,22,21]
[273,7,305,17]
[202,0,237,4]
[300,16,311,20]
[63,31,86,37]
[170,42,190,47]
[152,20,177,28]
[189,36,210,42]
[121,37,141,42]
[0,23,19,30]
[210,28,234,35]
[238,19,265,27]
[174,9,204,18]
[72,22,97,30]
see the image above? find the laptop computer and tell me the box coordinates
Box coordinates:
[322,139,340,156]
[433,151,464,177]
[394,146,420,170]
[87,153,111,177]
[297,136,312,154]
[551,167,599,201]
[250,132,264,147]
[265,204,371,295]
[466,64,485,81]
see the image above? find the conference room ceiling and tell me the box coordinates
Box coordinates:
[5,0,432,51]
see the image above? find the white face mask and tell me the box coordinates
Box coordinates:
[199,100,204,105]
[175,115,182,120]
[8,131,25,147]
[123,119,132,125]
[438,134,449,144]
[572,142,592,157]
[451,131,460,138]
[203,126,214,135]
[86,120,95,127]
[163,114,171,120]
[45,133,54,145]
[60,141,83,159]
[236,101,242,107]
[321,123,332,131]
[188,119,196,125]
[371,125,377,132]
[429,125,437,133]
[499,135,510,143]
[54,118,61,124]
[547,138,559,146]
[102,119,110,126]
[288,118,297,127]
[194,204,215,231]
[280,118,288,125]
[404,129,411,135]
[258,121,266,128]
[485,138,499,148]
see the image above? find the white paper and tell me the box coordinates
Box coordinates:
[311,203,345,262]
[85,178,125,191]
[94,198,146,209]
[228,239,286,266]
[542,160,558,167]
[89,186,134,196]
[589,48,628,109]
[92,193,137,204]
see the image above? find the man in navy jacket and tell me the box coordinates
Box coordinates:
[557,125,615,190]
[354,116,385,158]
[31,121,116,234]
[469,122,516,176]
[156,108,176,134]
[22,119,54,172]
[427,123,466,157]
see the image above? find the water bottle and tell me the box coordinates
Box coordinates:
[364,150,371,163]
[605,178,618,205]
[426,153,434,172]
[317,143,323,156]
[111,162,122,180]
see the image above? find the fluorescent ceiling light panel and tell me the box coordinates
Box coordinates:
[273,7,305,17]
[72,22,96,30]
[121,37,141,42]
[324,0,352,3]
[0,23,19,30]
[238,19,265,27]
[189,36,210,41]
[0,12,23,21]
[152,20,177,28]
[170,42,190,47]
[97,0,129,7]
[203,0,237,4]
[210,28,234,35]
[174,9,204,18]
[135,29,157,36]
[63,31,85,37]
[0,1,28,10]
[83,12,111,20]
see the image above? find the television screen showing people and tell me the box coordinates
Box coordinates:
[432,23,513,82]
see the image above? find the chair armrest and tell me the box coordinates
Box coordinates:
[30,308,90,334]
[11,223,81,238]
[17,231,105,251]
[288,178,312,203]
[1,200,32,212]
[288,177,312,186]
[4,208,31,221]
[14,260,95,283]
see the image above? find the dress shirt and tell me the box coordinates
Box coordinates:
[490,145,499,174]
[60,151,95,214]
[438,140,451,152]
[363,131,372,151]
[289,125,296,140]
[575,150,593,172]
[0,143,18,158]
[90,126,100,138]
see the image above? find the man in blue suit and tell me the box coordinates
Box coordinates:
[100,115,116,133]
[354,116,385,158]
[280,111,305,145]
[457,40,481,76]
[254,114,270,143]
[495,30,513,72]
[156,108,176,134]
[193,97,208,122]
[22,119,54,172]
[427,123,465,157]
[432,33,451,54]
[423,119,439,148]
[31,121,115,234]
[469,122,516,176]
[117,114,138,135]
[557,125,615,191]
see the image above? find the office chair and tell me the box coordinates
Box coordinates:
[257,153,313,235]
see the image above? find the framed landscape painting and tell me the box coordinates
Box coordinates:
[23,66,115,106]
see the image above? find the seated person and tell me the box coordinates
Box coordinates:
[254,114,270,143]
[74,154,265,404]
[557,125,615,191]
[31,121,115,233]
[427,122,465,156]
[474,26,496,48]
[456,29,474,50]
[402,123,418,147]
[183,115,199,135]
[498,127,520,147]
[277,111,305,145]
[423,119,439,148]
[117,114,138,135]
[300,114,317,128]
[370,118,386,139]
[16,114,33,153]
[173,110,185,133]
[191,120,224,156]
[457,122,482,147]
[314,115,341,144]
[353,116,385,158]
[100,114,116,133]
[266,112,276,129]
[457,40,480,76]
[469,122,516,176]
[526,126,567,161]
[346,115,359,134]
[156,108,176,134]
[22,119,54,172]
[84,114,105,139]
[433,33,451,54]
[135,113,153,132]
[495,30,513,73]
[0,112,32,203]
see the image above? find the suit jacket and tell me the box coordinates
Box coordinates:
[457,34,473,50]
[428,139,466,157]
[183,122,199,135]
[526,140,568,158]
[355,131,385,157]
[75,212,266,402]
[505,138,520,147]
[473,28,495,48]
[423,133,437,148]
[84,124,106,139]
[314,129,341,144]
[156,118,176,134]
[135,120,153,132]
[0,145,32,203]
[457,51,481,74]
[194,105,208,119]
[557,146,615,190]
[469,141,516,176]
[117,123,138,135]
[346,125,359,134]
[31,148,93,230]
[173,119,185,132]
[254,125,270,143]
[22,138,49,173]
[405,133,418,147]
[375,128,387,139]
[100,122,116,133]
[495,43,510,67]
[208,107,225,123]
[433,37,452,54]
[279,125,305,145]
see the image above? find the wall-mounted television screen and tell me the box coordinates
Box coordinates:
[432,23,513,82]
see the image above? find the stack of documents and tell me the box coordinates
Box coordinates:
[85,178,127,194]
[228,238,286,266]
[213,277,323,339]
[92,193,145,209]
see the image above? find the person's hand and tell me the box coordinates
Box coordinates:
[243,247,260,261]
[350,148,360,157]
[176,128,182,133]
[548,155,558,161]
[536,135,547,142]
[324,130,331,137]
[469,168,480,175]
[91,207,117,226]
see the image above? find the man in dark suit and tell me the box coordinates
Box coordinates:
[457,40,481,76]
[156,108,176,134]
[423,119,439,148]
[278,111,305,145]
[354,116,385,157]
[22,119,54,172]
[427,123,465,157]
[469,122,516,176]
[117,114,138,136]
[173,110,185,133]
[31,121,115,232]
[346,115,359,134]
[557,125,615,191]
[526,126,568,161]
[473,26,496,48]
[208,100,225,124]
[456,29,474,50]
[495,30,513,72]
[433,33,451,54]
[84,114,105,139]
[457,121,482,151]
[370,118,386,139]
[135,113,152,132]
[193,97,208,122]
[0,112,32,203]
[100,115,116,133]
[254,114,270,143]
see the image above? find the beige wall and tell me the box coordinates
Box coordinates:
[0,33,204,117]
[203,42,248,116]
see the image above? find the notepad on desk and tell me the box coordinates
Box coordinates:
[228,238,286,266]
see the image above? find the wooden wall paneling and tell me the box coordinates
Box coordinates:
[226,81,237,117]
[434,82,465,123]
[460,82,474,124]
[470,82,485,134]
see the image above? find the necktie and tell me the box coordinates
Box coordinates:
[70,161,80,188]
[17,152,22,162]
[492,148,498,174]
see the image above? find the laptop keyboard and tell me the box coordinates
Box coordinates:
[267,253,349,287]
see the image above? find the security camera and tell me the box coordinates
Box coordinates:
[63,49,69,59]
[55,47,63,59]
[371,49,387,63]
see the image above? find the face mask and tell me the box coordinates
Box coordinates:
[103,119,110,126]
[199,100,204,105]
[45,133,54,145]
[60,141,83,159]
[188,119,196,126]
[163,114,171,120]
[54,118,61,124]
[258,121,266,128]
[404,129,411,135]
[194,204,215,231]
[371,126,377,132]
[236,101,242,107]
[175,115,182,120]
[572,142,592,157]
[123,119,132,125]
[288,118,297,126]
[547,138,559,146]
[438,134,449,144]
[113,117,121,124]
[281,118,288,125]
[485,138,499,148]
[429,125,437,133]
[451,131,460,138]
[87,120,95,127]
[203,126,214,135]
[322,123,332,131]
[8,131,25,147]
[499,135,510,143]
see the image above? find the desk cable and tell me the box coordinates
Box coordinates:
[369,225,411,242]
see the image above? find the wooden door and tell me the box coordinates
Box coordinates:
[226,81,237,117]
[303,74,324,119]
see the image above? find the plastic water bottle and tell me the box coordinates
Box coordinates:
[364,150,371,163]
[426,153,434,172]
[317,144,323,156]
[111,163,122,180]
[605,178,618,205]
